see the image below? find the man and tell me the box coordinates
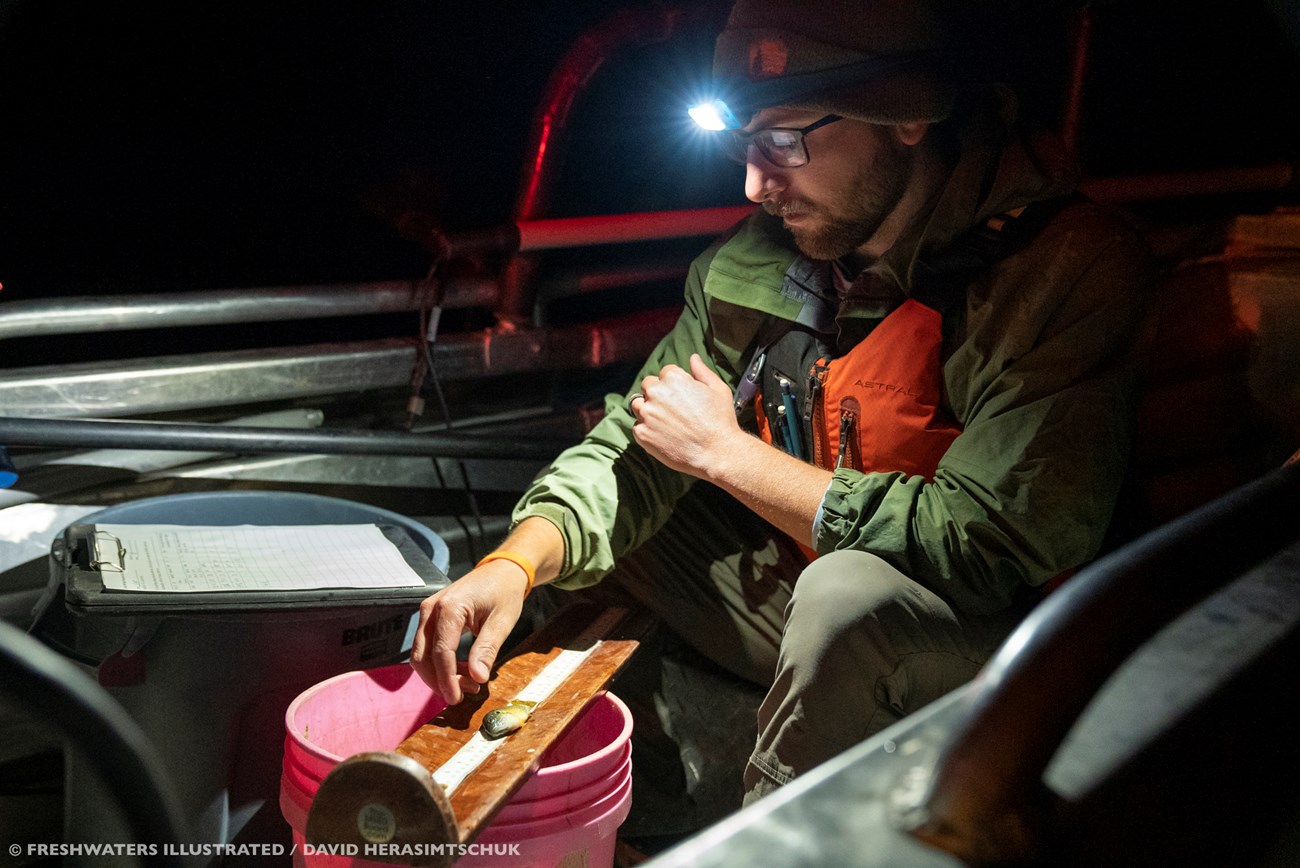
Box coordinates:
[412,0,1153,807]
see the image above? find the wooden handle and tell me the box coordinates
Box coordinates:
[306,603,654,866]
[305,752,457,866]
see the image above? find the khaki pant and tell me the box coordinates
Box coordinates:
[578,482,1025,808]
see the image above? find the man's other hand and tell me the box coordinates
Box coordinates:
[629,353,744,480]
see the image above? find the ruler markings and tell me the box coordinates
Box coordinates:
[430,607,624,795]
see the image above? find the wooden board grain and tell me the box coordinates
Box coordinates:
[448,626,647,835]
[407,603,652,837]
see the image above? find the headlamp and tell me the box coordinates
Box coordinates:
[688,99,742,132]
[688,55,926,133]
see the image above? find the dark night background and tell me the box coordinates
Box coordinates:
[1,0,1298,305]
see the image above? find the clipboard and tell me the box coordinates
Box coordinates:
[51,522,450,616]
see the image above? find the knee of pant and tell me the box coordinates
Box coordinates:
[788,550,916,637]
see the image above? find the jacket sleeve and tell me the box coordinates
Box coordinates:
[510,245,749,590]
[816,207,1156,615]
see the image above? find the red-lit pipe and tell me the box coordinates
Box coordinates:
[1060,3,1094,159]
[1079,163,1298,202]
[518,205,753,251]
[434,205,753,261]
[432,160,1297,261]
[497,6,695,328]
[512,7,686,222]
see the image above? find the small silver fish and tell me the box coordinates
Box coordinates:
[481,700,537,739]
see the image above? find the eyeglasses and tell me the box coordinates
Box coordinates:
[722,114,844,168]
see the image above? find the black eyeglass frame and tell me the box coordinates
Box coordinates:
[722,114,845,168]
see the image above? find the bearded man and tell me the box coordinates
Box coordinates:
[412,0,1154,813]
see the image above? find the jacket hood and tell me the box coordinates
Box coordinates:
[875,85,1079,297]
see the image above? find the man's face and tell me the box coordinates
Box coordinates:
[742,107,914,261]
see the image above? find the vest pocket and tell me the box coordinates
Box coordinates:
[768,367,808,461]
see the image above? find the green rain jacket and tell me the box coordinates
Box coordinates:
[512,94,1155,616]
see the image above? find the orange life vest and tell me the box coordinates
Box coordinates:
[756,296,962,478]
[738,203,1076,566]
[753,293,963,561]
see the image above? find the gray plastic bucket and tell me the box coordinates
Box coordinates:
[39,491,450,860]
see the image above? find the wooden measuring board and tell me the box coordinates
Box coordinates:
[305,603,654,866]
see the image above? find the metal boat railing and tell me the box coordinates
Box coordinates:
[0,299,682,419]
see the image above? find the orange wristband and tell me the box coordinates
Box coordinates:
[476,550,536,596]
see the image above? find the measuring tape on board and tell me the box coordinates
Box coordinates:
[431,607,624,795]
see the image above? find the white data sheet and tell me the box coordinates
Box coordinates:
[92,523,426,592]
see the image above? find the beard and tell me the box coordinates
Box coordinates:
[763,136,913,261]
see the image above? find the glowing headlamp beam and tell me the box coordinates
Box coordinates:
[688,99,740,131]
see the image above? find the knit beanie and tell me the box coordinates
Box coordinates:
[712,0,957,126]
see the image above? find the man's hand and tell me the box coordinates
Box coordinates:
[409,558,528,705]
[630,352,832,548]
[629,353,745,481]
[410,516,563,705]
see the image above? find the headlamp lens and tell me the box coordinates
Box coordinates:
[688,99,740,131]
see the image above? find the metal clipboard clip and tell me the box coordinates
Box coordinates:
[90,531,127,574]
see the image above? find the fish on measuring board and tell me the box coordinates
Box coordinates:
[481,700,538,739]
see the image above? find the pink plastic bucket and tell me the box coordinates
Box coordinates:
[281,664,633,868]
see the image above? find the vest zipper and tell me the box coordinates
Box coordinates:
[806,360,829,467]
[836,408,857,470]
[836,396,861,470]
